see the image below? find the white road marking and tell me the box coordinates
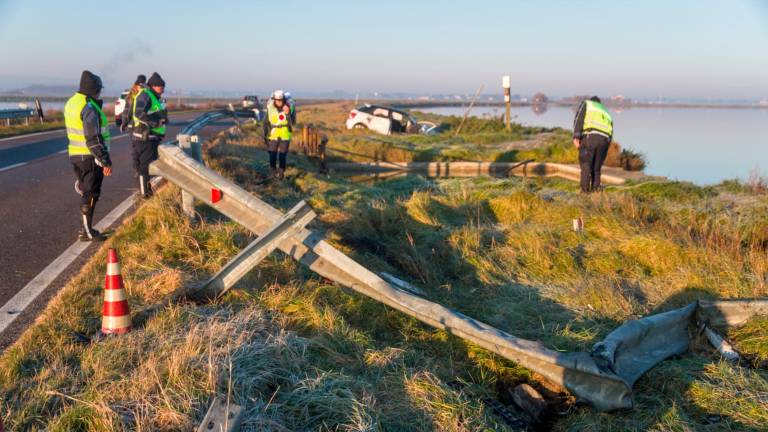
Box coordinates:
[0,111,214,333]
[0,177,162,334]
[0,128,65,142]
[0,133,130,173]
[0,162,28,173]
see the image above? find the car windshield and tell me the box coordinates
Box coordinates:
[356,105,376,114]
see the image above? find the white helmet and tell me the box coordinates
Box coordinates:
[273,90,285,100]
[284,91,292,99]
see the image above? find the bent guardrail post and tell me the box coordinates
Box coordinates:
[190,200,316,300]
[149,143,634,411]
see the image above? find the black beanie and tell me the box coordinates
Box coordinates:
[135,74,147,85]
[590,96,601,103]
[147,72,165,87]
[79,70,103,97]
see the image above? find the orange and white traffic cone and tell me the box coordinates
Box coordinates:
[101,248,132,335]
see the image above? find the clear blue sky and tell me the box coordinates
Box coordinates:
[1,0,767,99]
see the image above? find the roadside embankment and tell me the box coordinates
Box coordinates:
[0,104,766,430]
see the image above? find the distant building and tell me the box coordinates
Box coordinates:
[532,92,548,105]
[611,94,633,106]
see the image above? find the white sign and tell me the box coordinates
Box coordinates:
[502,75,511,89]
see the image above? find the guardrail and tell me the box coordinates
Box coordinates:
[153,110,768,413]
[0,108,39,126]
[0,99,45,126]
[172,107,258,218]
[0,108,36,120]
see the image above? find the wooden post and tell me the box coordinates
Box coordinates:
[191,200,316,299]
[311,128,318,156]
[503,75,511,131]
[454,84,484,137]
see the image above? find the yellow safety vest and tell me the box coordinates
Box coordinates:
[132,88,167,137]
[267,104,292,141]
[64,93,111,156]
[583,100,613,136]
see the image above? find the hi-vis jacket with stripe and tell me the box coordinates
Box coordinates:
[64,92,112,166]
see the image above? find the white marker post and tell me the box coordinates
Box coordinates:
[502,75,511,131]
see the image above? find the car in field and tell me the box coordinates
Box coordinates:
[114,90,130,126]
[242,95,261,109]
[345,104,437,135]
[242,95,263,121]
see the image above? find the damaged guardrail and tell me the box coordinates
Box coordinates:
[326,160,631,184]
[150,111,767,412]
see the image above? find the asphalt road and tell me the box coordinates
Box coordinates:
[0,111,234,348]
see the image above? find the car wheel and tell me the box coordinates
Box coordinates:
[354,123,368,130]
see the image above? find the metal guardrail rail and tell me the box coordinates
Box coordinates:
[0,108,37,120]
[151,110,768,413]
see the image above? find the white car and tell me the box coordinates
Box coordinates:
[114,90,130,126]
[346,104,419,135]
[346,104,437,135]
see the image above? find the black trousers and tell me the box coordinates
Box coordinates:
[131,138,160,178]
[267,139,290,169]
[578,133,611,193]
[71,156,104,205]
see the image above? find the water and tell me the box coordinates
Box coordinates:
[422,105,768,185]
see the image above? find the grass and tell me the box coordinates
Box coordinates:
[0,104,766,430]
[295,102,645,170]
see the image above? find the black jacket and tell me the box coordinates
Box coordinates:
[80,98,111,166]
[133,89,167,138]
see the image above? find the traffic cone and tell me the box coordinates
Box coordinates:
[101,248,132,334]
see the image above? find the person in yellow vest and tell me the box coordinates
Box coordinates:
[131,72,168,198]
[572,96,614,193]
[119,74,146,132]
[262,90,293,179]
[64,70,113,241]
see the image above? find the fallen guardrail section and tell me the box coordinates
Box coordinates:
[150,112,767,412]
[326,160,633,184]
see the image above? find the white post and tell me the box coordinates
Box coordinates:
[502,75,511,131]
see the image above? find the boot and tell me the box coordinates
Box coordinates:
[78,202,105,241]
[139,175,153,199]
[276,168,285,180]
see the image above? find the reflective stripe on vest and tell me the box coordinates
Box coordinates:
[64,93,111,156]
[583,100,613,136]
[268,104,292,140]
[132,88,167,136]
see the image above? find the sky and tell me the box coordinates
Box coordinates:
[1,0,767,99]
